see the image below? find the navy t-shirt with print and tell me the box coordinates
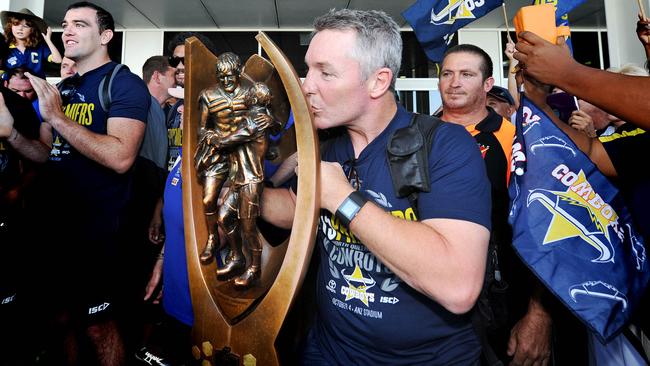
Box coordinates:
[45,61,149,217]
[311,105,491,365]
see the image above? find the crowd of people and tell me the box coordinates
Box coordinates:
[1,1,650,366]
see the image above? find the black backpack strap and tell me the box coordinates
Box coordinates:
[386,113,442,217]
[471,308,505,366]
[98,63,128,113]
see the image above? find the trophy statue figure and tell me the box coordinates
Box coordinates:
[194,52,276,287]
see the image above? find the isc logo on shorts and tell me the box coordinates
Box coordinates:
[88,302,110,315]
[1,294,16,305]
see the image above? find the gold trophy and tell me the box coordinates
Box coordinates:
[182,33,319,365]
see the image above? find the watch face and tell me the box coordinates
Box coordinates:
[339,199,360,219]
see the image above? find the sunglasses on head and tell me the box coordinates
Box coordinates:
[169,56,185,68]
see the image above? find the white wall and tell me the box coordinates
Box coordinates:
[121,30,164,78]
[0,0,43,15]
[605,0,650,67]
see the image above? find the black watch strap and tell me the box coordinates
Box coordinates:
[335,191,368,227]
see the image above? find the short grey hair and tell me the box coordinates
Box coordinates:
[312,9,402,89]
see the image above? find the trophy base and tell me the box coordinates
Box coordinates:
[192,343,258,366]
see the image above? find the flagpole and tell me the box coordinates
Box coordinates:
[638,0,647,20]
[502,2,513,43]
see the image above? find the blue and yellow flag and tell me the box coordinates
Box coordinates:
[402,0,503,62]
[532,0,586,52]
[532,0,586,23]
[509,95,650,342]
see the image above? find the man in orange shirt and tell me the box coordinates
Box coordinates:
[438,44,552,366]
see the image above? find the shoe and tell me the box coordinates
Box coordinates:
[216,255,246,280]
[199,235,217,264]
[135,346,171,366]
[234,266,260,288]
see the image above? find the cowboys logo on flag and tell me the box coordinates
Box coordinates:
[402,0,503,62]
[509,95,650,342]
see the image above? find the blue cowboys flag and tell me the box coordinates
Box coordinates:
[509,95,650,342]
[402,0,503,62]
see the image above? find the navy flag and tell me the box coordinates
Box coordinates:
[509,95,650,342]
[532,0,586,52]
[402,0,503,62]
[531,0,586,23]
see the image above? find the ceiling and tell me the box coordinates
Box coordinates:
[42,0,606,30]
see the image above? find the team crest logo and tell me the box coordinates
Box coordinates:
[341,264,376,306]
[527,165,619,263]
[430,0,488,25]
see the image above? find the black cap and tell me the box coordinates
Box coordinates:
[488,86,515,106]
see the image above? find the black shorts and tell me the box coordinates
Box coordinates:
[0,211,20,306]
[42,208,126,324]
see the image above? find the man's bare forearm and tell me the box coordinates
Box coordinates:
[555,64,650,130]
[48,115,143,173]
[260,187,296,229]
[7,129,50,163]
[515,32,650,130]
[349,203,489,314]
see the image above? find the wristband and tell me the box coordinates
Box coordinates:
[335,191,368,227]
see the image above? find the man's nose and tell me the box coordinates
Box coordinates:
[302,71,316,95]
[450,74,461,87]
[63,24,74,35]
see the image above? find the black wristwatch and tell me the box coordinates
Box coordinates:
[335,191,368,227]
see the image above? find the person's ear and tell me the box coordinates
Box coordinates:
[368,67,393,99]
[100,29,113,46]
[484,76,495,92]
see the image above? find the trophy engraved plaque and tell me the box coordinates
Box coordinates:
[182,33,319,365]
